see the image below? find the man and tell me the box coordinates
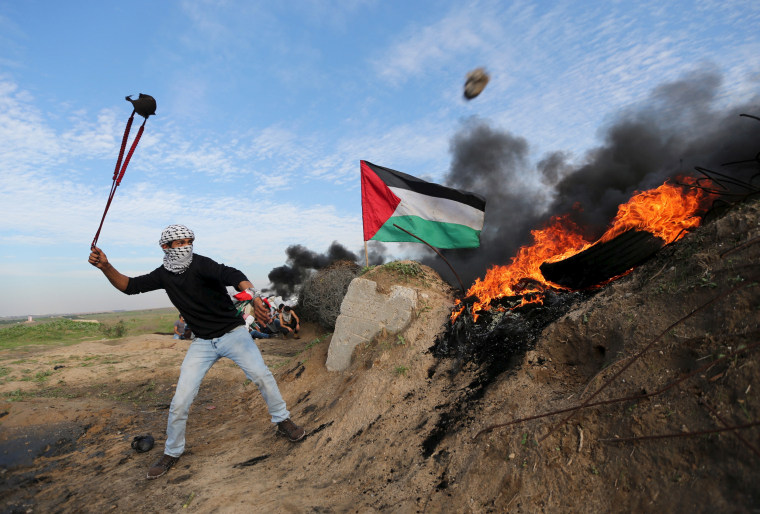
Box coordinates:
[279,305,300,339]
[173,315,186,339]
[88,224,305,480]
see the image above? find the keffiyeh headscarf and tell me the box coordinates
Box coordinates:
[159,224,195,274]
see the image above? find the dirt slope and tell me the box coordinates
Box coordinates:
[1,199,759,513]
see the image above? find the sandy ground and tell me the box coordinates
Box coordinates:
[1,200,759,513]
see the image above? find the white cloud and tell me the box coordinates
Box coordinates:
[371,3,491,86]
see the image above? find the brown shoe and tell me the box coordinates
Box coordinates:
[277,419,306,442]
[147,454,179,480]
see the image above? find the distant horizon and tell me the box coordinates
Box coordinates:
[0,304,177,321]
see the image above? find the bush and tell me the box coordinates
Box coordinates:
[99,320,127,338]
[297,260,361,330]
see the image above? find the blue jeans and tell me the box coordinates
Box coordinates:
[250,329,273,339]
[164,325,289,457]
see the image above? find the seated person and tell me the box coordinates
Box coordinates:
[279,305,300,339]
[243,313,277,340]
[272,304,284,334]
[173,315,187,339]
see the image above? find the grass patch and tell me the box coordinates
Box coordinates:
[4,387,81,402]
[383,261,423,277]
[299,333,331,355]
[5,389,25,401]
[0,320,103,349]
[0,308,178,351]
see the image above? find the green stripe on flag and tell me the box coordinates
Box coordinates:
[371,215,481,249]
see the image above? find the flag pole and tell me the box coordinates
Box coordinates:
[364,241,369,267]
[392,224,466,293]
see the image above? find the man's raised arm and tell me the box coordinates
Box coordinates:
[89,246,129,292]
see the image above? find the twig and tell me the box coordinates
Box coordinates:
[581,357,629,399]
[701,401,760,459]
[599,421,760,443]
[720,236,760,258]
[577,425,584,453]
[474,337,759,439]
[647,263,669,282]
[392,223,465,292]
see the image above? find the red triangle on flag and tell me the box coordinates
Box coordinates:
[361,160,401,241]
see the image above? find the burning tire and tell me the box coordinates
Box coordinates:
[539,229,666,290]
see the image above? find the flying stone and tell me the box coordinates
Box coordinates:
[464,67,490,100]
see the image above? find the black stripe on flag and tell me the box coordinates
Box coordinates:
[363,161,486,212]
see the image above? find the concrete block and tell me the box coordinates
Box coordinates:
[326,278,417,371]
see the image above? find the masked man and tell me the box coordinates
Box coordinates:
[88,224,305,480]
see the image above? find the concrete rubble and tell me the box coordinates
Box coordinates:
[326,277,417,371]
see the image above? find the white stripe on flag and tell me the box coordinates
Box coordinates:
[388,187,485,230]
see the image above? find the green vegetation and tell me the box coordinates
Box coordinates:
[698,275,718,288]
[295,333,332,366]
[393,365,408,376]
[383,261,422,277]
[3,377,165,403]
[299,333,331,354]
[0,308,178,351]
[5,389,24,402]
[0,319,103,349]
[100,320,127,338]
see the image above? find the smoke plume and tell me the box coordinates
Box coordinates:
[267,68,758,296]
[267,241,387,297]
[424,67,760,288]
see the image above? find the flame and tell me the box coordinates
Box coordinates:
[454,178,716,322]
[598,177,710,244]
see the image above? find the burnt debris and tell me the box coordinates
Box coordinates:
[433,289,590,374]
[422,289,590,458]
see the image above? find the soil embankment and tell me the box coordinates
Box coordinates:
[1,199,759,512]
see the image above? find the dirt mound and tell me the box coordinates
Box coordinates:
[1,200,759,512]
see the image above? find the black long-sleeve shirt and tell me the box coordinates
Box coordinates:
[124,254,247,339]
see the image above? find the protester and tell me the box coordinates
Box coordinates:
[88,224,305,480]
[173,315,186,340]
[235,292,278,339]
[273,303,285,335]
[279,305,300,339]
[243,312,278,340]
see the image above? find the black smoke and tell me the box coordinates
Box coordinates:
[267,241,386,297]
[422,67,760,288]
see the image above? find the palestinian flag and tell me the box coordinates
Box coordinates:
[361,160,486,249]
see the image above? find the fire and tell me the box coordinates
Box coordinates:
[598,177,710,244]
[454,178,716,322]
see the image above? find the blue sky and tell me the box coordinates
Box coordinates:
[1,0,758,317]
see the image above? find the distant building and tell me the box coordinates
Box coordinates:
[27,315,33,323]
